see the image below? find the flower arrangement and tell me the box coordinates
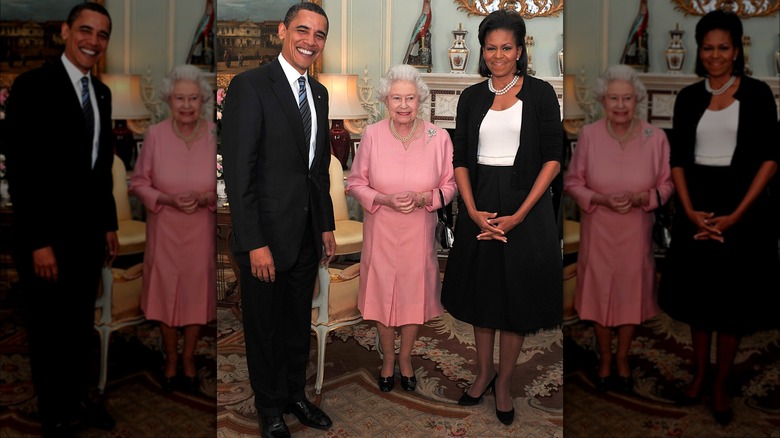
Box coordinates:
[216,87,226,180]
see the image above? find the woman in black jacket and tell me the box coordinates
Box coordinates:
[659,9,778,427]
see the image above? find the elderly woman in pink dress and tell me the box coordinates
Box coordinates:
[563,64,673,393]
[130,64,217,392]
[346,64,456,393]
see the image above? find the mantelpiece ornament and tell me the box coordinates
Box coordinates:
[670,0,778,18]
[453,0,563,18]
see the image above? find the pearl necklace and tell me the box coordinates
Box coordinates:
[390,118,418,143]
[173,118,202,146]
[488,74,520,95]
[606,118,635,144]
[704,75,736,96]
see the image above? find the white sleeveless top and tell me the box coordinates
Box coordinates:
[477,100,523,166]
[694,100,739,166]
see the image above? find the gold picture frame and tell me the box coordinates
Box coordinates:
[670,0,779,18]
[452,0,563,18]
[215,0,323,90]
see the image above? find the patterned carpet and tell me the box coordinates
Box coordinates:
[563,312,780,437]
[0,292,217,437]
[216,302,564,437]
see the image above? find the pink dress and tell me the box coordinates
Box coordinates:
[563,119,673,327]
[130,119,217,327]
[346,119,456,327]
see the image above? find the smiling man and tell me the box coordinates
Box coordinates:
[220,3,335,437]
[4,3,118,437]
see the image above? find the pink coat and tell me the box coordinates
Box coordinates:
[346,119,456,327]
[563,119,673,326]
[130,119,217,326]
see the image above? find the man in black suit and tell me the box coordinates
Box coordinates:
[4,3,118,437]
[221,3,336,437]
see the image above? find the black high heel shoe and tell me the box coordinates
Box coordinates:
[712,407,733,426]
[496,407,515,425]
[378,375,394,392]
[614,375,633,394]
[181,375,199,393]
[161,375,176,393]
[458,374,497,406]
[400,375,417,392]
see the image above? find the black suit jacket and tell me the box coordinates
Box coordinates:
[221,57,335,271]
[5,59,118,253]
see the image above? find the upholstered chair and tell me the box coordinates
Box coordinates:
[94,264,145,393]
[310,263,362,401]
[328,155,363,256]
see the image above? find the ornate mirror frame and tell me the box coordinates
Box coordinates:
[670,0,779,18]
[452,0,563,18]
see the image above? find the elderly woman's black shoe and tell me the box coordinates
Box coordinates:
[400,375,417,391]
[378,375,394,392]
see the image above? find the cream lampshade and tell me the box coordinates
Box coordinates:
[317,74,368,170]
[101,74,151,170]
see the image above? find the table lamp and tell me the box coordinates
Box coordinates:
[317,74,368,170]
[101,74,152,170]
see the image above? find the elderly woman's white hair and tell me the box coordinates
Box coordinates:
[593,64,647,105]
[160,64,214,119]
[376,64,430,104]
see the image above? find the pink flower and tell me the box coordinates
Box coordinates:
[216,88,226,106]
[0,88,8,106]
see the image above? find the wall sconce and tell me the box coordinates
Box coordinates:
[562,74,585,137]
[317,74,369,170]
[101,74,152,170]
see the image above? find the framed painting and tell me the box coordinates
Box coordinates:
[215,0,322,89]
[0,0,106,89]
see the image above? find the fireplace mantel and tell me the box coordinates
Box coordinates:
[419,73,563,130]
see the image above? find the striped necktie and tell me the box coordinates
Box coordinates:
[297,76,311,146]
[81,76,94,137]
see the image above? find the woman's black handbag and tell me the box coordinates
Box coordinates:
[652,189,672,252]
[435,189,454,250]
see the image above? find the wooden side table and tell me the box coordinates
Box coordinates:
[216,205,241,303]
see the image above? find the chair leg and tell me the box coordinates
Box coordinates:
[96,327,111,394]
[314,327,328,396]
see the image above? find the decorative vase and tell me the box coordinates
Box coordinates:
[329,119,350,170]
[448,23,470,73]
[558,48,564,77]
[216,179,227,199]
[664,24,686,73]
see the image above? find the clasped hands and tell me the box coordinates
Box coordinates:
[472,210,516,243]
[378,191,425,214]
[597,191,646,214]
[690,210,732,243]
[166,191,215,213]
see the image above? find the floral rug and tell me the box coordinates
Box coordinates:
[216,306,564,437]
[563,312,780,437]
[0,301,217,437]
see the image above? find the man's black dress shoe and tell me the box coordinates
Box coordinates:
[77,400,116,431]
[42,421,76,438]
[259,415,290,438]
[285,399,333,430]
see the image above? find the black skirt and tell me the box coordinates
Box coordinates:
[658,164,778,334]
[441,165,562,334]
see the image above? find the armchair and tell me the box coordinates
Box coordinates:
[310,263,362,400]
[328,155,362,256]
[94,264,145,393]
[93,155,148,394]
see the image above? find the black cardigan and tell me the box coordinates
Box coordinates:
[452,75,563,191]
[669,75,778,194]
